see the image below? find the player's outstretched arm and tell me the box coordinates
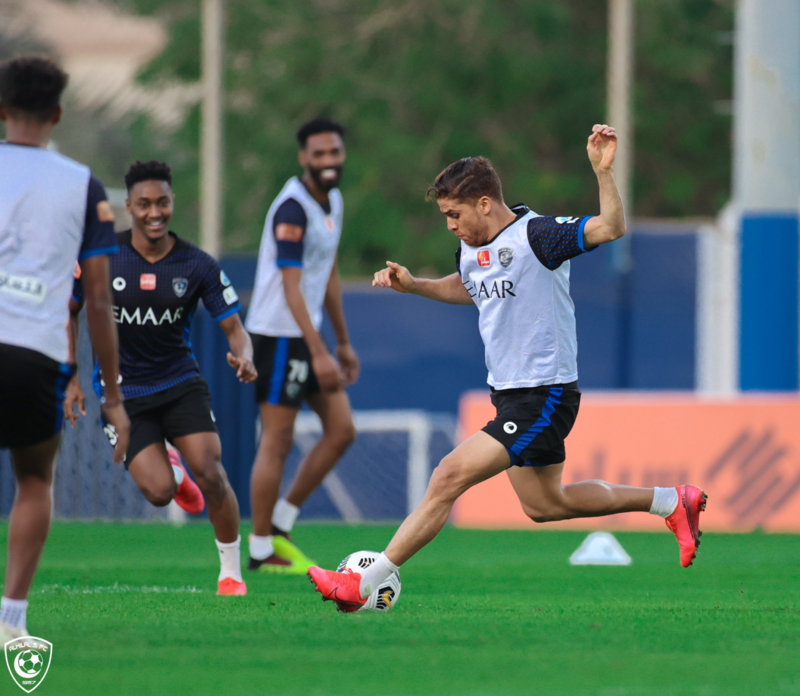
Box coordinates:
[372,262,473,305]
[220,314,258,383]
[281,266,344,393]
[582,124,626,249]
[324,259,360,386]
[80,254,130,463]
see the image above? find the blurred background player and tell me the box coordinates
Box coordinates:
[245,118,359,573]
[309,125,707,611]
[0,56,129,639]
[68,159,255,596]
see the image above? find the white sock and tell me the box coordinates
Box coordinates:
[0,597,28,630]
[272,499,300,534]
[249,534,273,561]
[358,552,398,599]
[650,487,679,518]
[215,536,243,582]
[172,465,184,486]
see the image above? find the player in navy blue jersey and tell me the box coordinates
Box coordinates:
[68,160,256,596]
[0,56,129,640]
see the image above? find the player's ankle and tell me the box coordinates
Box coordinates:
[649,486,679,518]
[358,552,398,598]
[249,534,274,560]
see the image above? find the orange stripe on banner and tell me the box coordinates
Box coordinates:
[452,391,800,532]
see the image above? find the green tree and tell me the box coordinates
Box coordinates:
[123,0,732,275]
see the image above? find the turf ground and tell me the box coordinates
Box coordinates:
[1,522,799,696]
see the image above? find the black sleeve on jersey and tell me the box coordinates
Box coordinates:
[455,247,462,275]
[79,175,119,261]
[199,255,242,322]
[273,198,307,268]
[527,216,594,270]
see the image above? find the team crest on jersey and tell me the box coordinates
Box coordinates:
[172,277,189,298]
[499,248,513,268]
[477,250,491,267]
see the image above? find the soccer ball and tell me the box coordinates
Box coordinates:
[337,550,401,613]
[19,650,43,675]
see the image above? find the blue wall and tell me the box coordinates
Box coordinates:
[189,224,697,516]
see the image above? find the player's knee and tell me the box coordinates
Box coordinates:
[142,485,175,508]
[522,501,567,524]
[428,456,470,500]
[193,460,228,502]
[325,420,356,452]
[261,428,294,460]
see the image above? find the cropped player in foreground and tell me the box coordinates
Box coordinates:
[245,118,358,573]
[309,125,707,612]
[0,56,129,639]
[68,160,255,596]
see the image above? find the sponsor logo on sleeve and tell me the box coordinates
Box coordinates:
[223,286,238,305]
[172,277,189,297]
[220,270,231,287]
[555,216,580,225]
[139,274,156,291]
[275,224,303,242]
[477,250,491,267]
[96,201,115,223]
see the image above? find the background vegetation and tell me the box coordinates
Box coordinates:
[122,0,731,274]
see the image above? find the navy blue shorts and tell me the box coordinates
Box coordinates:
[482,382,580,466]
[251,333,320,409]
[0,343,74,449]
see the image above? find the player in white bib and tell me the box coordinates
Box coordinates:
[0,57,129,639]
[309,125,707,612]
[245,118,359,572]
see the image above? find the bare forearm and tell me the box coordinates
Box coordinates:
[85,297,122,402]
[68,310,80,364]
[285,284,327,356]
[411,274,473,305]
[596,168,625,237]
[226,323,253,361]
[324,266,350,345]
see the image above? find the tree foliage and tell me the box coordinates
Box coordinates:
[123,0,733,275]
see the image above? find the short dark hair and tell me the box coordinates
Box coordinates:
[426,156,504,203]
[0,56,68,121]
[296,117,345,148]
[124,160,172,191]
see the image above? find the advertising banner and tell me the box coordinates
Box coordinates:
[453,392,800,532]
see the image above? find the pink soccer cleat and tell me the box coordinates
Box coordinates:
[308,566,368,613]
[665,485,707,567]
[168,449,205,515]
[217,578,247,596]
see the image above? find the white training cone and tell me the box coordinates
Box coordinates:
[569,531,632,566]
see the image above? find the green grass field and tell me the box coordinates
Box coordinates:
[1,522,799,696]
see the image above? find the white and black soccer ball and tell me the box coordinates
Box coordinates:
[337,550,401,613]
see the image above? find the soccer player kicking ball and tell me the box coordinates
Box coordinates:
[245,118,358,573]
[0,56,130,640]
[309,125,707,612]
[68,160,256,596]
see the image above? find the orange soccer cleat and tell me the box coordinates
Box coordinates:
[308,566,368,613]
[168,450,205,515]
[665,485,707,567]
[217,577,247,596]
